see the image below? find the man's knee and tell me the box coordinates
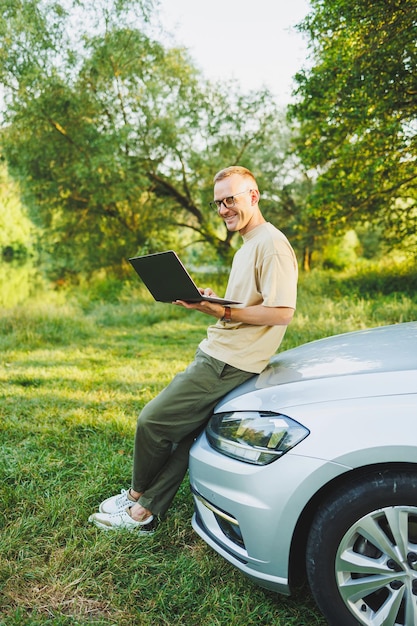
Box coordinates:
[136,402,155,431]
[136,395,173,438]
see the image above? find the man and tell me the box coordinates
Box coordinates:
[89,165,298,533]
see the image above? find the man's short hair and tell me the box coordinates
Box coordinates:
[213,166,258,188]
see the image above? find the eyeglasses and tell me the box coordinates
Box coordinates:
[209,189,252,212]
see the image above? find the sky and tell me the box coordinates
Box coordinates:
[158,0,311,105]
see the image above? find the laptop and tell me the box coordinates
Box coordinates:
[128,250,240,305]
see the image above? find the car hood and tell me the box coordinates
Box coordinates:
[216,322,417,409]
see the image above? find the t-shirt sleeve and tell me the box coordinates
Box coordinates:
[259,245,298,308]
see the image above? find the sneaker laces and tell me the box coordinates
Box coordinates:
[115,488,136,506]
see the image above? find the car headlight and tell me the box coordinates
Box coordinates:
[206,411,309,465]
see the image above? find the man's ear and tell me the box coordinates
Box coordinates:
[251,189,260,205]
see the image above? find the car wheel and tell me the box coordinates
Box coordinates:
[306,470,417,626]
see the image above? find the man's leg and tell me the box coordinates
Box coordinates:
[90,349,253,529]
[131,349,253,516]
[135,426,201,517]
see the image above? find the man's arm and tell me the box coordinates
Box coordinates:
[220,304,294,326]
[174,292,294,327]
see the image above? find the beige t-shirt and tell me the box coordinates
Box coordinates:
[199,222,298,374]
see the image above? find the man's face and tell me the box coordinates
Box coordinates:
[213,174,258,235]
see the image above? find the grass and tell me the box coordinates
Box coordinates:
[1,268,417,625]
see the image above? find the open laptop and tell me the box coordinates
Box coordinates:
[128,250,240,305]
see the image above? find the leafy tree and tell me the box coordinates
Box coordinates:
[290,0,417,252]
[0,0,301,277]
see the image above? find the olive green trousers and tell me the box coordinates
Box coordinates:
[133,348,254,516]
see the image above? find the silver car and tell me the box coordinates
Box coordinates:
[189,322,417,626]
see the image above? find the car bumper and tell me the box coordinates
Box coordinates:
[189,431,350,594]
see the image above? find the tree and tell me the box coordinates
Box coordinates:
[289,0,417,251]
[0,0,300,277]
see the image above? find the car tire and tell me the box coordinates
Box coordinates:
[305,470,417,626]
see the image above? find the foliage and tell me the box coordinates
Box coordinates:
[0,263,48,308]
[0,162,36,260]
[319,229,360,270]
[336,259,417,298]
[289,0,417,249]
[0,0,305,276]
[1,268,417,624]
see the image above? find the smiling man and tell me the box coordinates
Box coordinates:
[88,165,298,534]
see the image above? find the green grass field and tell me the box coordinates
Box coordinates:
[1,268,417,625]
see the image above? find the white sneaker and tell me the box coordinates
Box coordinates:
[99,488,138,514]
[89,507,155,533]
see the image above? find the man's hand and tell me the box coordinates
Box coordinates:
[173,288,224,318]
